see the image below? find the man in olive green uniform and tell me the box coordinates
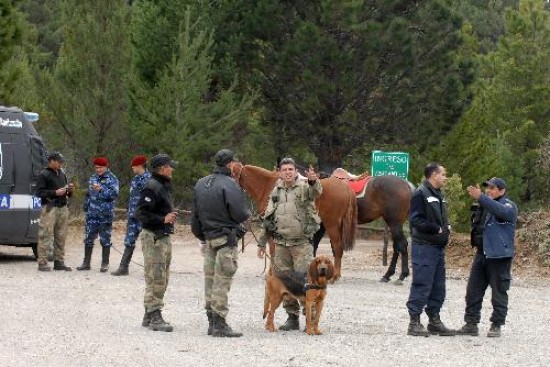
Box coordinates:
[257,157,322,331]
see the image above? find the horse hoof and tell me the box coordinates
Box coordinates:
[394,279,404,286]
[379,276,390,283]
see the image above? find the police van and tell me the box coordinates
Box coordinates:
[0,106,47,257]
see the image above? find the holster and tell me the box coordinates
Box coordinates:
[153,230,169,243]
[222,227,238,248]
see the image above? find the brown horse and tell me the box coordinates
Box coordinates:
[231,163,357,281]
[314,174,412,283]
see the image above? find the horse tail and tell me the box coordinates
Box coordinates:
[341,189,357,252]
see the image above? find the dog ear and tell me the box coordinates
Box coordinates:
[308,258,319,283]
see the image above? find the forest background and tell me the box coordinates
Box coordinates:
[1,0,549,232]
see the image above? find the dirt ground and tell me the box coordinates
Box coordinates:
[1,221,550,367]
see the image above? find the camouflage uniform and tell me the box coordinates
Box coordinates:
[36,165,72,268]
[124,170,150,247]
[263,177,322,316]
[83,170,119,247]
[141,229,172,312]
[191,155,250,336]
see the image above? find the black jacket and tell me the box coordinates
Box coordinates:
[36,167,71,207]
[409,180,450,246]
[191,166,251,241]
[135,173,174,234]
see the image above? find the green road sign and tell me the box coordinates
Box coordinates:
[371,151,409,179]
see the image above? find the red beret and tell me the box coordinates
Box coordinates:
[93,157,109,167]
[131,155,147,167]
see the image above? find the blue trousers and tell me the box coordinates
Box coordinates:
[84,216,113,247]
[124,217,142,247]
[464,253,512,326]
[406,243,446,316]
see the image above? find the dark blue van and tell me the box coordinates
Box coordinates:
[0,106,47,257]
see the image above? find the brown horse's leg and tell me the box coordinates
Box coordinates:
[389,223,410,282]
[311,224,326,257]
[381,250,398,282]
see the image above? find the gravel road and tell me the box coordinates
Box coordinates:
[1,222,549,367]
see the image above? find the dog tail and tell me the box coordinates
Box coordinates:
[263,283,269,319]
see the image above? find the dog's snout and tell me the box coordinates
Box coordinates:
[319,266,327,276]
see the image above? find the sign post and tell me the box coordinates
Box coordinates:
[371,151,409,266]
[371,151,409,179]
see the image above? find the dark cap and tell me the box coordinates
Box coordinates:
[483,177,506,190]
[215,149,235,167]
[47,152,65,163]
[151,154,177,169]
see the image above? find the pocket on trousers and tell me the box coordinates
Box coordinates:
[220,250,238,277]
[498,273,511,292]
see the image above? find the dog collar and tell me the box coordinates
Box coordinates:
[304,283,326,291]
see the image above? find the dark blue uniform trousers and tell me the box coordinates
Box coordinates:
[464,253,512,326]
[407,243,446,316]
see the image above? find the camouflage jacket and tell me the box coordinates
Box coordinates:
[127,170,151,218]
[84,170,119,218]
[262,177,322,245]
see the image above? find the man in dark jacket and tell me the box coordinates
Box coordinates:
[406,162,454,337]
[191,149,251,337]
[136,154,177,332]
[457,177,518,338]
[36,152,74,272]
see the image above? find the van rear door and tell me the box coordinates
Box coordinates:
[0,133,32,243]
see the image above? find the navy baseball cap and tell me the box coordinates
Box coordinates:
[151,154,177,169]
[215,149,236,167]
[483,177,506,190]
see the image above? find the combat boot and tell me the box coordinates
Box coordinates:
[112,246,134,276]
[407,314,430,337]
[211,313,242,337]
[53,260,72,271]
[100,246,110,273]
[278,314,300,331]
[76,246,93,271]
[38,263,51,272]
[455,322,479,336]
[427,313,455,336]
[207,311,213,335]
[142,310,152,327]
[487,323,501,338]
[148,310,173,332]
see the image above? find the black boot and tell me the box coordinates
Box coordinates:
[212,313,242,337]
[111,246,134,276]
[278,314,300,331]
[408,314,430,337]
[456,322,479,336]
[142,310,152,327]
[207,311,213,335]
[53,260,72,271]
[427,313,455,336]
[148,309,173,332]
[100,246,110,273]
[76,247,93,271]
[487,323,501,338]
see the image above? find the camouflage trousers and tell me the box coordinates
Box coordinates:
[273,242,313,316]
[123,217,142,247]
[204,237,239,318]
[37,206,69,265]
[142,229,172,313]
[84,216,113,247]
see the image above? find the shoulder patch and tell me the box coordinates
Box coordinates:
[427,196,440,203]
[144,197,151,202]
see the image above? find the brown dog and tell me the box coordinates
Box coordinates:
[263,255,334,335]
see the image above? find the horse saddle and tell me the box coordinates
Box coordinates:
[331,168,371,198]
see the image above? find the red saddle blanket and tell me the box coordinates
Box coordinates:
[348,176,371,195]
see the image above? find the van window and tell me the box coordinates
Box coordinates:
[30,136,47,179]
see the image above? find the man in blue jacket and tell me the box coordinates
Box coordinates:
[406,162,454,337]
[457,177,518,338]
